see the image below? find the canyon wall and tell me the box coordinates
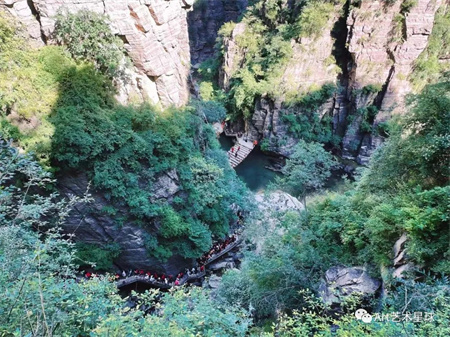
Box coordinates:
[0,0,193,107]
[188,0,248,65]
[342,0,443,163]
[219,0,443,164]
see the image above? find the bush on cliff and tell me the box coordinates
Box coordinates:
[54,10,127,80]
[0,13,74,167]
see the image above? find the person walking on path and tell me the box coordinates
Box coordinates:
[253,140,258,148]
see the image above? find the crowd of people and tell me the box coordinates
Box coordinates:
[83,233,240,288]
[197,233,238,266]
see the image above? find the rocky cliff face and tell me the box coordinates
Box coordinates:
[0,0,193,107]
[342,0,443,163]
[57,170,192,274]
[220,0,443,164]
[188,0,247,65]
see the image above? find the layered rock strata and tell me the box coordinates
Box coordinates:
[219,0,443,164]
[0,0,193,107]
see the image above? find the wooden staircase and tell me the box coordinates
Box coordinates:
[228,140,253,168]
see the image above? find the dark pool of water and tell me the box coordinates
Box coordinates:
[219,135,281,192]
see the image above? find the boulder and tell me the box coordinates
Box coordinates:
[318,266,381,305]
[392,233,412,278]
[151,169,180,200]
[208,259,235,271]
[255,191,304,213]
[204,274,222,290]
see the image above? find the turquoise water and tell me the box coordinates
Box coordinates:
[219,135,281,192]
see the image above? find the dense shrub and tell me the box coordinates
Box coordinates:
[0,14,76,167]
[75,242,121,271]
[219,80,450,330]
[294,0,336,39]
[192,100,227,123]
[281,83,340,146]
[54,10,127,79]
[0,142,252,336]
[199,81,215,100]
[411,7,450,90]
[49,63,249,261]
[277,140,337,206]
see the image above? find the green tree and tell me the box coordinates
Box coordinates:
[360,79,450,191]
[277,140,336,207]
[54,10,126,79]
[0,139,121,336]
[93,288,252,336]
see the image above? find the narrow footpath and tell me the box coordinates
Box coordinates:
[116,236,242,289]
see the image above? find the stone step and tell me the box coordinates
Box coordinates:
[227,141,254,168]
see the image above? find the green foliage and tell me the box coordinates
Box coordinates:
[197,56,221,82]
[260,138,270,151]
[54,10,126,79]
[220,80,450,329]
[218,0,340,119]
[0,16,63,116]
[361,80,450,190]
[75,242,121,271]
[0,12,16,47]
[0,140,252,337]
[218,21,237,38]
[192,100,227,123]
[295,0,336,39]
[49,64,249,261]
[0,139,119,336]
[401,0,418,14]
[0,13,118,168]
[273,289,450,336]
[383,0,398,6]
[277,140,336,204]
[199,81,215,100]
[219,211,328,317]
[281,84,339,146]
[357,105,379,134]
[411,7,450,90]
[0,13,249,263]
[93,288,251,336]
[362,83,383,95]
[158,206,190,239]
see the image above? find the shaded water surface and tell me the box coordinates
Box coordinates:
[219,135,281,192]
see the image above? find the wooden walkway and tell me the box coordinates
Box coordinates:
[228,138,254,168]
[116,271,206,289]
[116,238,242,289]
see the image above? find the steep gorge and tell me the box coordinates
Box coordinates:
[0,0,446,274]
[216,0,444,164]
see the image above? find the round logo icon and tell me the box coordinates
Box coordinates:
[355,308,367,320]
[361,313,373,323]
